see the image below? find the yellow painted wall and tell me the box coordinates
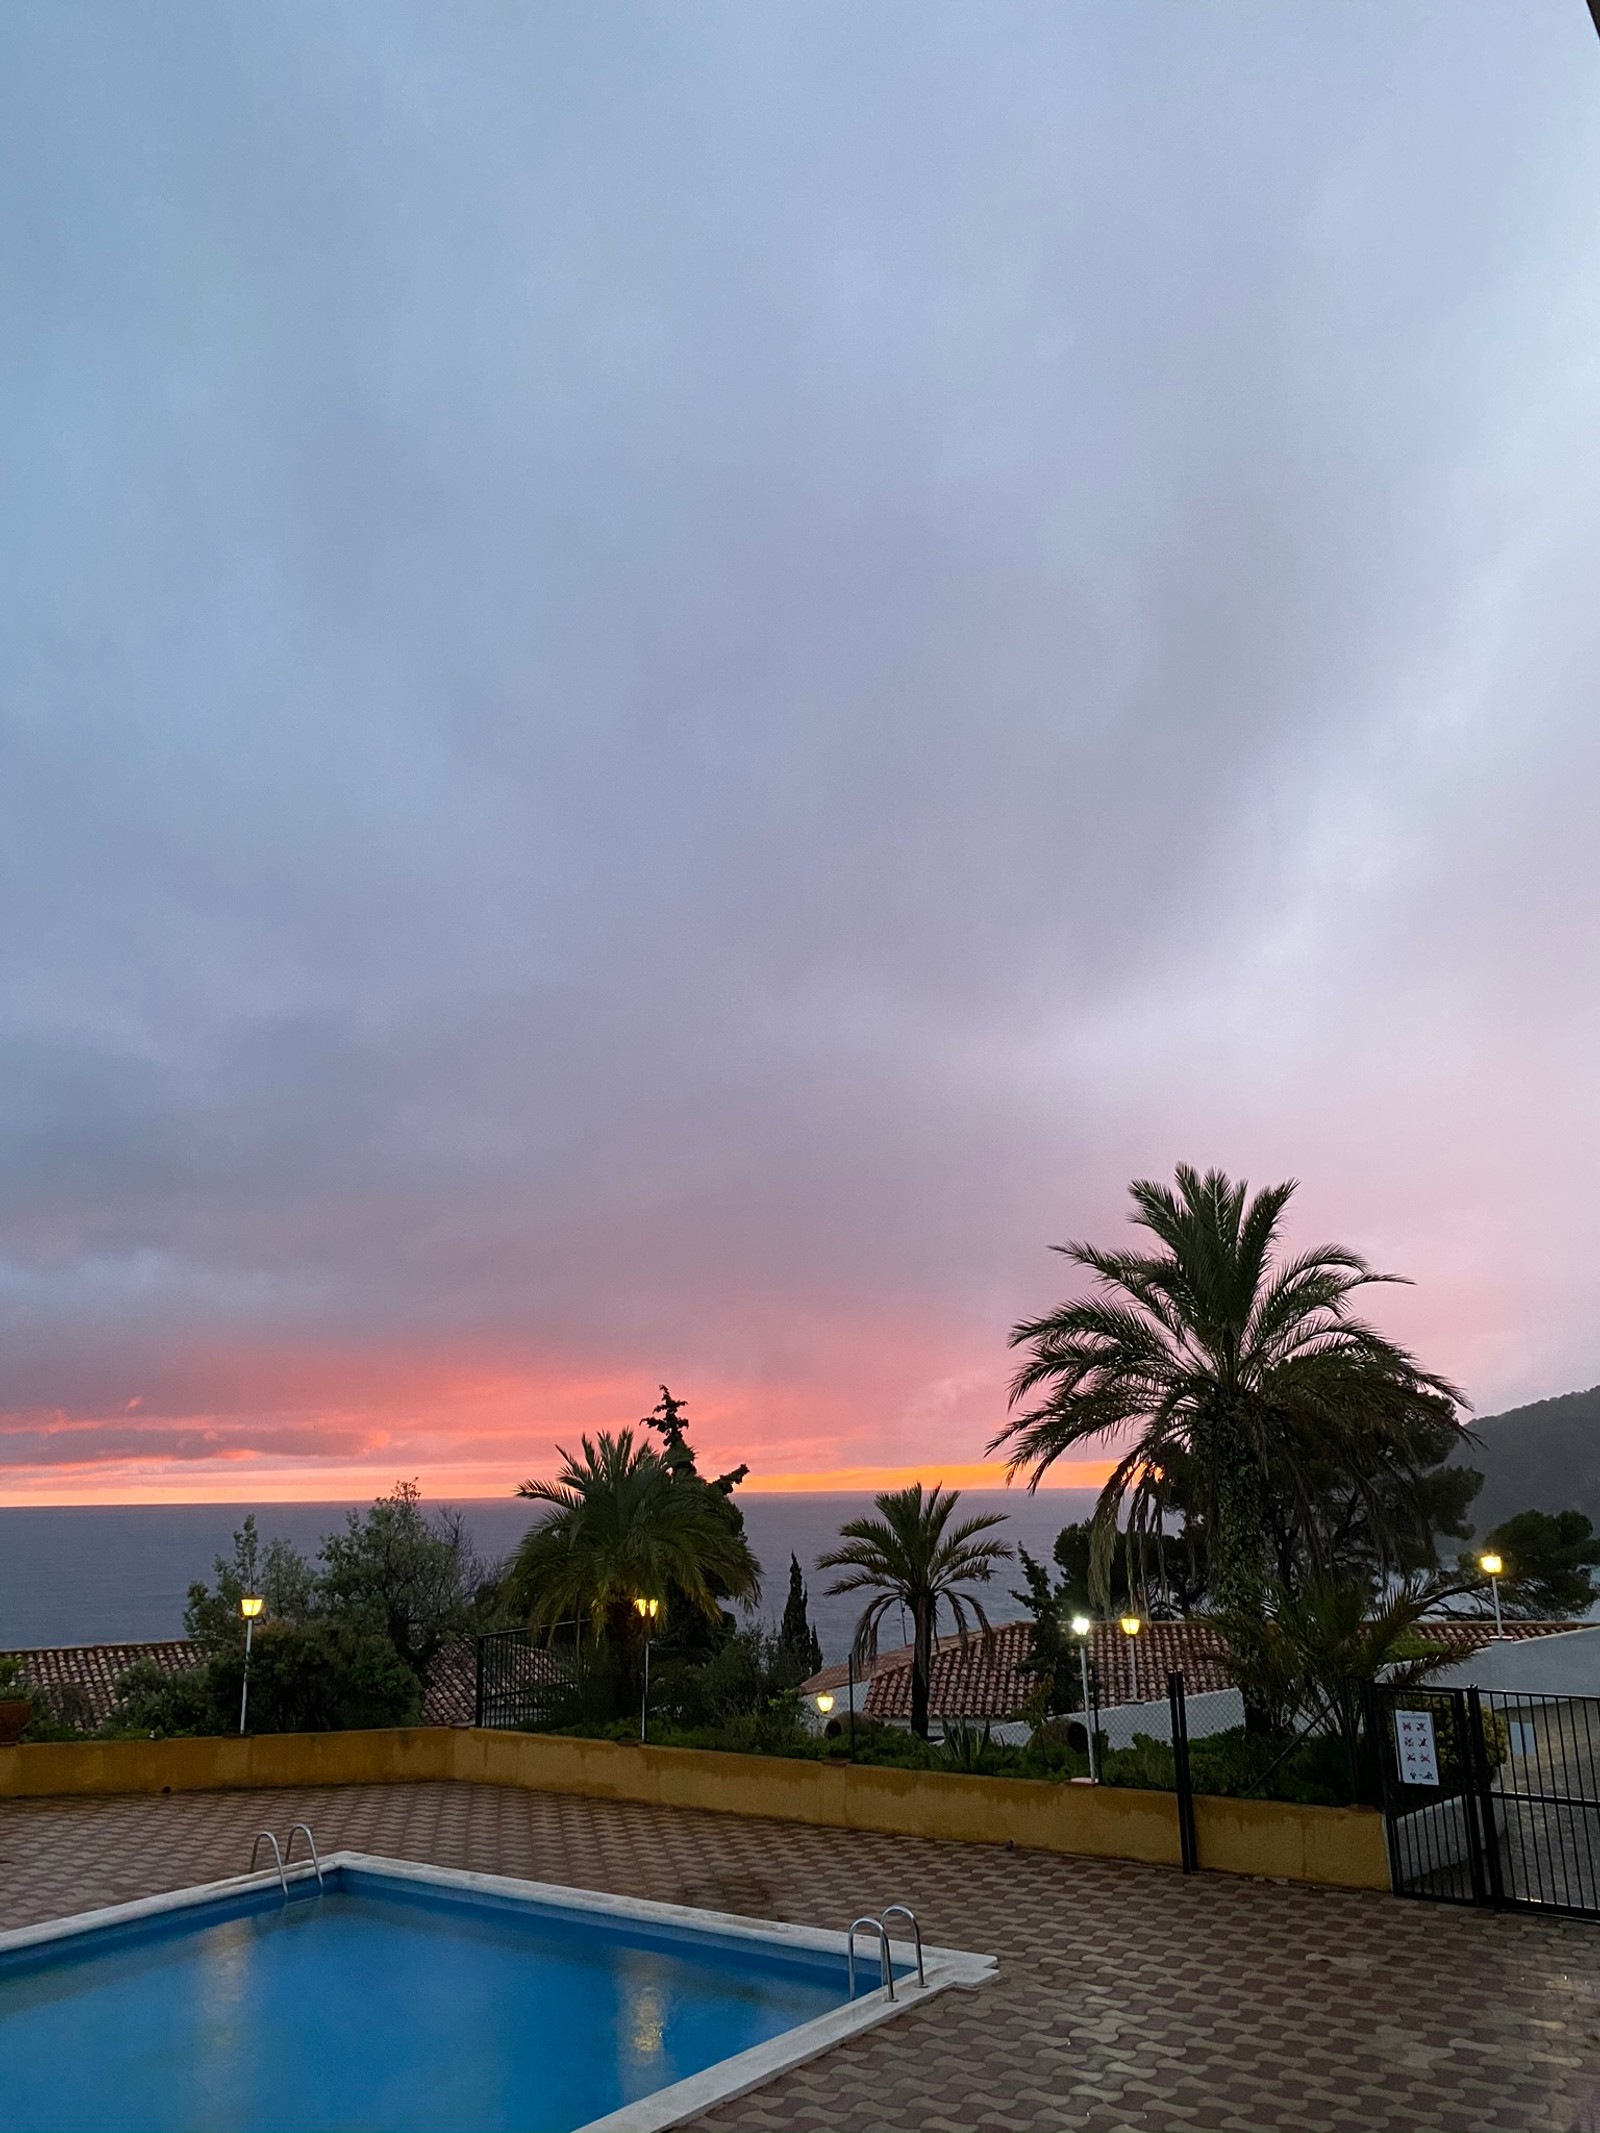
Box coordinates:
[0,1728,1390,1892]
[0,1727,455,1799]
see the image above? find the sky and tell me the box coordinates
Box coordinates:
[1,3,1598,1507]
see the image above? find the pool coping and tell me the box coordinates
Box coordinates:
[0,1848,997,2133]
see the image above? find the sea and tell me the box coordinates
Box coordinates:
[0,1492,1098,1664]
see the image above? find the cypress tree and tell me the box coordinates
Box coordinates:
[778,1554,823,1674]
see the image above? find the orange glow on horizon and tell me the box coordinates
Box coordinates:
[0,1339,1119,1508]
[0,1455,1116,1508]
[740,1459,1115,1494]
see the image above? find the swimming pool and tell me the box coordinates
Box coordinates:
[0,1851,992,2132]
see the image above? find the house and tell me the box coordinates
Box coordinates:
[799,1615,1589,1743]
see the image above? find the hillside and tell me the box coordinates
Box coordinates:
[1454,1384,1600,1532]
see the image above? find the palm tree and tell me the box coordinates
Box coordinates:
[991,1166,1465,1617]
[819,1484,1012,1738]
[507,1429,761,1644]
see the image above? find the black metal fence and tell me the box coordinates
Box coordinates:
[1375,1684,1600,1918]
[473,1626,576,1731]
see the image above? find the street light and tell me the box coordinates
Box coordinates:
[1479,1553,1506,1640]
[814,1691,835,1716]
[238,1594,264,1735]
[1119,1613,1143,1703]
[634,1596,661,1741]
[1069,1615,1097,1782]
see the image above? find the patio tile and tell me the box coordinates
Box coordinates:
[5,1778,1600,2128]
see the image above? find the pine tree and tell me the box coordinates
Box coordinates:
[778,1554,823,1674]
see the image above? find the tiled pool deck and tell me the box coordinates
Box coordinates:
[4,1780,1600,2131]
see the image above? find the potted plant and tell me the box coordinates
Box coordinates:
[0,1655,33,1744]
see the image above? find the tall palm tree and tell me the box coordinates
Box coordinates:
[819,1484,1012,1738]
[991,1166,1465,1616]
[507,1430,762,1643]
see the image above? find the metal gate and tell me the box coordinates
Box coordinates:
[1376,1684,1600,1918]
[473,1626,575,1730]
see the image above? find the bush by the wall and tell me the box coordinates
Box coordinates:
[105,1623,423,1738]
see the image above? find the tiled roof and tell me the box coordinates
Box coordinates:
[2,1642,203,1728]
[423,1636,480,1726]
[850,1615,1589,1723]
[4,1635,489,1731]
[860,1621,1036,1721]
[799,1643,926,1696]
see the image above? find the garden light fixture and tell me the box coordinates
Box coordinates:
[1479,1553,1505,1639]
[814,1691,835,1715]
[238,1594,264,1734]
[1069,1615,1096,1783]
[635,1595,661,1740]
[1118,1613,1143,1704]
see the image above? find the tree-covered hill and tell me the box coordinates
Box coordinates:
[1456,1385,1600,1530]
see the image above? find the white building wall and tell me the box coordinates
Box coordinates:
[1427,1626,1600,1697]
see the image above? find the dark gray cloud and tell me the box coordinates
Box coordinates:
[1,3,1597,1492]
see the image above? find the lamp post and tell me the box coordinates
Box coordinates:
[1070,1614,1097,1782]
[634,1596,660,1740]
[1479,1553,1506,1640]
[238,1594,264,1734]
[1119,1613,1144,1704]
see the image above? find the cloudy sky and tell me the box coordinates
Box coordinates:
[1,3,1597,1504]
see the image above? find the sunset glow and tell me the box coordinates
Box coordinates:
[1,8,1596,1512]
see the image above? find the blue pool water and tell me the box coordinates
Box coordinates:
[0,1868,862,2132]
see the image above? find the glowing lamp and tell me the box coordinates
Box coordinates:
[239,1595,264,1620]
[1069,1615,1092,1638]
[1479,1554,1503,1577]
[1119,1615,1143,1637]
[814,1692,835,1715]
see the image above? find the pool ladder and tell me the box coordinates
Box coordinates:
[846,1903,924,2001]
[249,1823,324,1898]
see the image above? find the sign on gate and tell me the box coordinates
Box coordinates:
[1395,1708,1440,1788]
[1380,1682,1600,1918]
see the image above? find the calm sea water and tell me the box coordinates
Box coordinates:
[0,1492,1095,1661]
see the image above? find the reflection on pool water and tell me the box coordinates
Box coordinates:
[0,1866,863,2133]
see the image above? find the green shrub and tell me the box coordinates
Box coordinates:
[0,1656,97,1741]
[104,1624,422,1738]
[1094,1723,1362,1807]
[104,1658,219,1739]
[207,1623,423,1733]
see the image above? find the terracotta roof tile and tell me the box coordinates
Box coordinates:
[4,1635,490,1731]
[853,1615,1587,1723]
[2,1642,203,1729]
[423,1636,480,1726]
[799,1641,931,1697]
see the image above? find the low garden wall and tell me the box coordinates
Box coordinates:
[0,1727,1390,1892]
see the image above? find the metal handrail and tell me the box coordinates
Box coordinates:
[846,1915,894,2001]
[284,1823,324,1890]
[878,1904,924,1986]
[249,1831,288,1896]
